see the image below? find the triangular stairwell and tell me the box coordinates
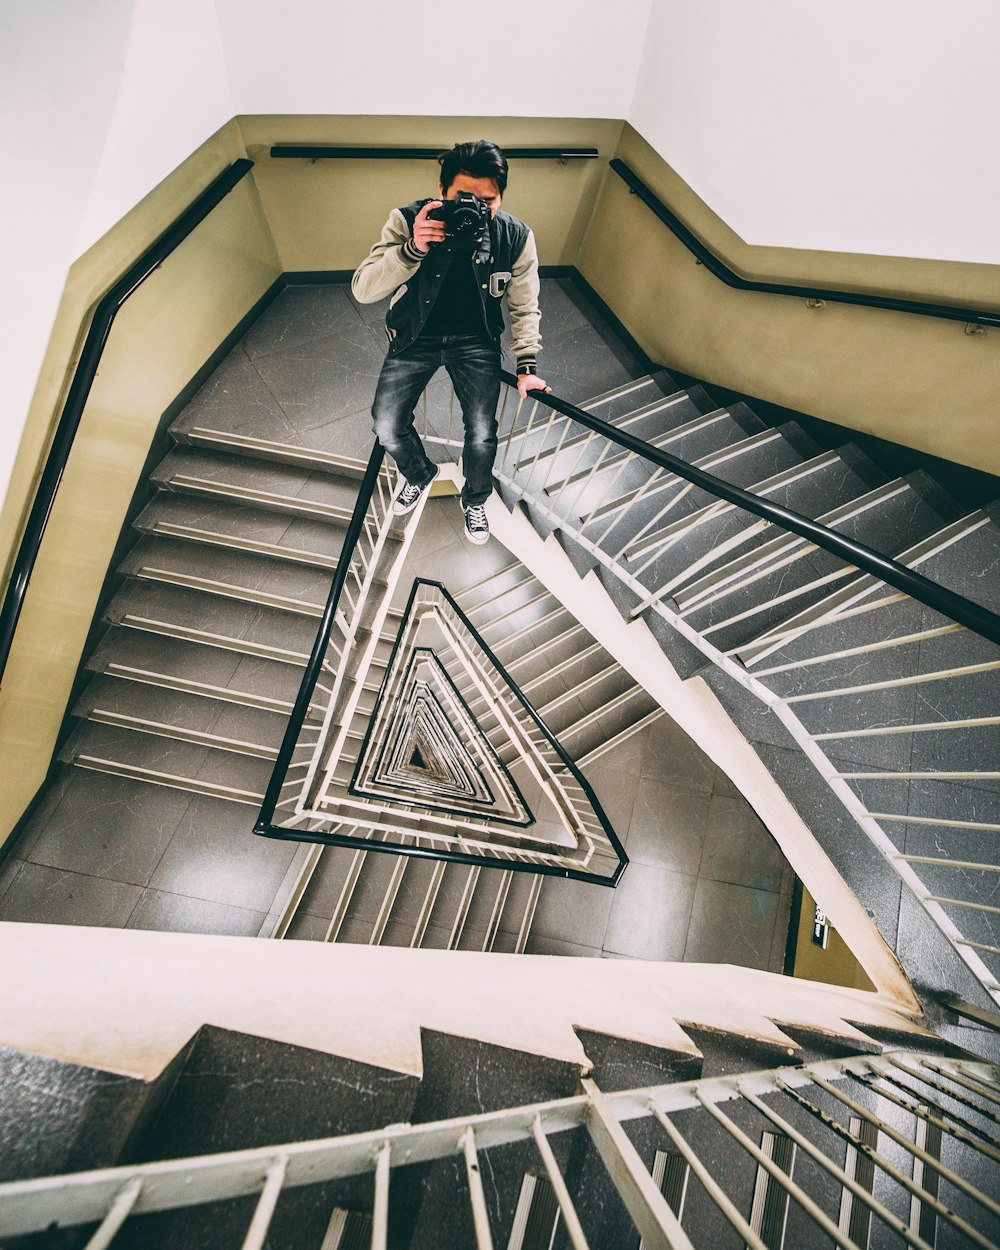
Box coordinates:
[5,279,831,973]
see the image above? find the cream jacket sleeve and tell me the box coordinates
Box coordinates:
[507,228,541,365]
[351,209,423,305]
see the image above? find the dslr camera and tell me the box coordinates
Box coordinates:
[428,192,490,249]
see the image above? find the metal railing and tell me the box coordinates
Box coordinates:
[0,158,255,684]
[493,371,1000,1008]
[271,145,600,161]
[610,158,1000,329]
[3,1049,996,1249]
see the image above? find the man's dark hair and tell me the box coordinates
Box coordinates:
[439,140,508,196]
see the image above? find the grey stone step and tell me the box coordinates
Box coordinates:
[104,579,321,660]
[579,420,822,551]
[119,534,335,611]
[555,1029,703,1250]
[399,1031,583,1250]
[679,472,959,655]
[59,719,274,802]
[538,403,766,515]
[0,1042,189,1184]
[788,658,1000,739]
[579,370,707,425]
[71,671,291,753]
[503,377,713,476]
[732,513,994,672]
[150,446,361,523]
[133,493,347,568]
[622,445,889,599]
[169,420,370,482]
[85,626,304,711]
[119,1024,419,1250]
[901,501,1000,614]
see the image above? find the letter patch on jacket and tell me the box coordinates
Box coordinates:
[489,271,512,298]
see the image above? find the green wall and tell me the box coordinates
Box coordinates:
[579,125,1000,477]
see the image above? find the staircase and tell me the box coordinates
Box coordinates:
[487,363,1000,1011]
[1,1009,996,1249]
[31,361,659,956]
[62,428,371,810]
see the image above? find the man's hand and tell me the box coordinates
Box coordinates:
[517,373,552,401]
[411,201,445,254]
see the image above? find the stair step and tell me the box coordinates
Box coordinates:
[0,1047,188,1185]
[514,385,712,475]
[734,512,991,668]
[134,494,345,568]
[117,1023,418,1250]
[61,720,275,795]
[578,370,700,424]
[71,672,290,750]
[106,581,320,659]
[119,534,335,611]
[541,403,764,500]
[150,447,360,523]
[659,474,957,655]
[580,424,809,535]
[170,424,369,478]
[85,628,303,711]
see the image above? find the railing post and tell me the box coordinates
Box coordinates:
[582,1080,695,1250]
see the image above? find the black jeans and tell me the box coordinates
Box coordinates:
[371,334,501,508]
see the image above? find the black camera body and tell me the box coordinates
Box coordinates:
[428,192,490,250]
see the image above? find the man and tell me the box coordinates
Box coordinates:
[352,140,550,544]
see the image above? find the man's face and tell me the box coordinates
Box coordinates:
[439,173,502,218]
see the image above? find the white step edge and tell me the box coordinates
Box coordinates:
[117,613,310,665]
[183,426,367,476]
[782,659,1000,704]
[85,709,279,759]
[369,857,409,946]
[163,473,353,522]
[146,520,339,569]
[622,450,842,564]
[513,875,544,955]
[814,714,1000,740]
[132,566,326,616]
[102,662,295,712]
[72,756,265,804]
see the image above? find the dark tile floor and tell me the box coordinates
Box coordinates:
[1,279,794,971]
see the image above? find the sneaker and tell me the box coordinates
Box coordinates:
[392,477,432,516]
[463,503,490,545]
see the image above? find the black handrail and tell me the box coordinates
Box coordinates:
[610,158,1000,329]
[270,146,599,161]
[0,158,255,685]
[254,441,385,831]
[500,371,1000,648]
[253,466,625,887]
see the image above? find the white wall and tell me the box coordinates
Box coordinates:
[1,0,654,525]
[7,0,997,529]
[0,0,233,512]
[628,0,1000,264]
[213,0,655,120]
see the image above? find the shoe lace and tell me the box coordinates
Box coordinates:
[466,504,488,529]
[400,482,421,503]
